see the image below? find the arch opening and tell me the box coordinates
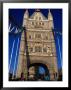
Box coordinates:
[28,63,50,81]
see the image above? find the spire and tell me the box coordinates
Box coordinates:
[24,9,29,19]
[25,9,28,14]
[23,9,29,26]
[49,9,51,13]
[48,9,54,29]
[48,9,53,20]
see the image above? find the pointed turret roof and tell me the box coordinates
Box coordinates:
[48,9,53,20]
[24,9,29,18]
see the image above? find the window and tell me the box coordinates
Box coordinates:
[43,34,48,40]
[35,33,41,39]
[39,22,41,25]
[29,47,33,52]
[35,22,37,26]
[35,46,42,52]
[29,35,32,39]
[39,17,41,20]
[32,22,34,25]
[45,36,48,40]
[43,48,47,53]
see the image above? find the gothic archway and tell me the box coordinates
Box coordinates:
[28,63,50,81]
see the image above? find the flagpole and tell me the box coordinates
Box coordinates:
[9,39,15,73]
[12,38,19,79]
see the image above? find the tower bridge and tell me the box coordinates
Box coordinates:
[9,9,62,81]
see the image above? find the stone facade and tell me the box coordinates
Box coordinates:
[16,9,58,80]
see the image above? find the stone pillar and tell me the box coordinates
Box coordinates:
[49,70,55,81]
[16,55,23,78]
[23,57,28,80]
[16,32,24,79]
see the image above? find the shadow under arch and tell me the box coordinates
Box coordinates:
[28,63,50,80]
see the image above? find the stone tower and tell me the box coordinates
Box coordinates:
[16,9,58,80]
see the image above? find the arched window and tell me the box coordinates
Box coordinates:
[32,22,34,25]
[29,35,32,39]
[42,22,44,25]
[43,47,47,53]
[39,22,41,25]
[29,47,33,52]
[35,33,41,39]
[39,17,41,20]
[43,34,48,40]
[35,46,42,52]
[45,36,48,40]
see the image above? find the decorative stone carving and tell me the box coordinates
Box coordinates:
[16,9,58,81]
